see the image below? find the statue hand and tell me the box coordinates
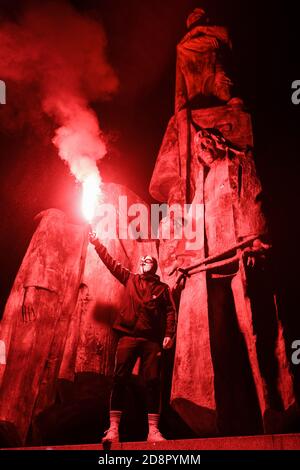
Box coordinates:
[244,239,271,268]
[163,336,173,350]
[88,230,98,245]
[216,72,233,86]
[22,286,37,322]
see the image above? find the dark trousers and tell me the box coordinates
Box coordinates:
[111,336,161,414]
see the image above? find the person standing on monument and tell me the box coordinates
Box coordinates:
[89,232,176,443]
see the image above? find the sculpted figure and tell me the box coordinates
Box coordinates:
[150,8,298,436]
[0,209,86,445]
[176,8,234,112]
[0,184,160,446]
[169,130,296,435]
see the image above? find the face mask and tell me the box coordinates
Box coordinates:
[140,256,157,274]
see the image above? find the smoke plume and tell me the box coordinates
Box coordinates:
[0,1,118,186]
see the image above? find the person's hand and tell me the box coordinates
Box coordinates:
[22,286,37,322]
[163,336,173,350]
[216,73,233,87]
[243,239,271,268]
[89,230,98,246]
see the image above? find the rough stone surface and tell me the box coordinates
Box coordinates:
[0,183,158,446]
[3,433,300,451]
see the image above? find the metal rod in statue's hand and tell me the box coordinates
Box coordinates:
[174,255,240,287]
[170,235,259,277]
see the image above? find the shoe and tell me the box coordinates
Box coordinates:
[147,428,166,442]
[102,426,119,444]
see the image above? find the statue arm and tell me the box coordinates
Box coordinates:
[21,209,68,321]
[23,266,62,293]
[243,154,268,238]
[179,26,231,49]
[22,265,63,322]
[22,209,69,293]
[236,153,271,266]
[178,34,219,54]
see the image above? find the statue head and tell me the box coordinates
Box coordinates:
[140,255,158,275]
[186,8,208,30]
[194,128,227,166]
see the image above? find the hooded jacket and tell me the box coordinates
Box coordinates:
[93,240,176,343]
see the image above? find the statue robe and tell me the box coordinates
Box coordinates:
[150,106,296,435]
[0,209,86,445]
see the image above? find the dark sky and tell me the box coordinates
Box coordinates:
[0,0,299,333]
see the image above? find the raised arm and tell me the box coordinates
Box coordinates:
[89,233,130,286]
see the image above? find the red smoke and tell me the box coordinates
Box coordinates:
[0,1,118,187]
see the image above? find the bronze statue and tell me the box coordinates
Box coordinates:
[150,9,297,436]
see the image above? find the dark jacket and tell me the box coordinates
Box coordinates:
[93,241,176,343]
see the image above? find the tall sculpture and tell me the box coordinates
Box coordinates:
[0,183,158,446]
[150,8,297,436]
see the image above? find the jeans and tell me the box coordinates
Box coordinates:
[111,336,161,413]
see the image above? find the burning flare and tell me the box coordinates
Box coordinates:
[82,173,101,223]
[0,2,118,222]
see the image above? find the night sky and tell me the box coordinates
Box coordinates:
[0,0,299,344]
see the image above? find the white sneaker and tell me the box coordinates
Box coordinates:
[102,426,119,444]
[147,428,166,442]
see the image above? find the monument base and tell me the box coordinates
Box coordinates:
[3,433,300,450]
